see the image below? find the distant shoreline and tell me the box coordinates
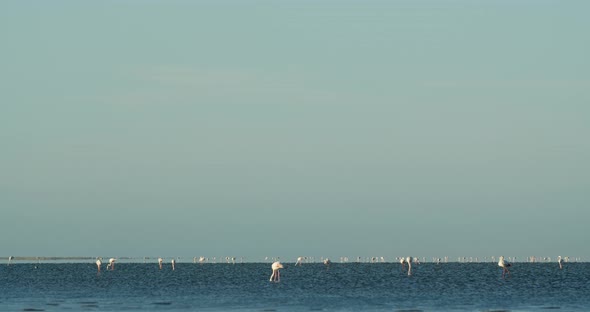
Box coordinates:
[2,256,134,261]
[2,256,585,264]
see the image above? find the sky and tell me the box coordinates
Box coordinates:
[1,0,589,262]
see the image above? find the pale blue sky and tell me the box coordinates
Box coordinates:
[1,0,589,261]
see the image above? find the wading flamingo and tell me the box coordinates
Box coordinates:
[295,257,304,266]
[107,258,116,271]
[270,261,283,282]
[96,258,102,273]
[399,257,406,271]
[158,258,163,270]
[498,256,511,278]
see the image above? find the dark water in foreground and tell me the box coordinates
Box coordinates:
[1,263,589,311]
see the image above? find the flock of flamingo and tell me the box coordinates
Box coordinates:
[5,255,573,281]
[130,254,569,281]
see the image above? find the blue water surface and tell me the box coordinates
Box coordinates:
[1,262,588,311]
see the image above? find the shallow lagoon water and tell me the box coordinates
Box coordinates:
[1,262,589,311]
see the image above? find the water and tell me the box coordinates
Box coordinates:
[1,262,589,311]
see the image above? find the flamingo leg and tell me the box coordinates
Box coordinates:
[502,267,510,278]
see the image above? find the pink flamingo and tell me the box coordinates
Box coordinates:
[269,261,284,282]
[95,258,102,273]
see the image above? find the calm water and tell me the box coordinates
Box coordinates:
[1,262,589,311]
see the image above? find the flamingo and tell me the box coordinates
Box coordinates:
[323,258,331,266]
[498,256,511,278]
[171,258,176,270]
[96,258,102,273]
[107,258,116,271]
[158,258,163,270]
[7,256,14,266]
[269,261,283,282]
[295,257,304,266]
[399,257,406,271]
[558,256,563,269]
[406,257,413,276]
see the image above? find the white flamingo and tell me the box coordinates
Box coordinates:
[7,256,14,266]
[323,258,331,266]
[269,261,283,282]
[107,258,116,271]
[406,257,413,276]
[399,257,407,271]
[158,258,163,270]
[498,256,511,278]
[295,257,304,266]
[171,258,176,270]
[558,256,563,269]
